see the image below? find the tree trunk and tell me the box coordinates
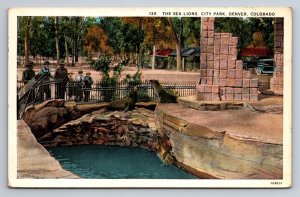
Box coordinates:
[137,19,143,67]
[72,39,75,66]
[152,45,156,70]
[168,17,182,71]
[175,44,182,71]
[75,36,79,62]
[55,17,60,63]
[64,34,69,66]
[24,16,31,66]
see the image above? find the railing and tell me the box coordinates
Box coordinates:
[17,81,25,92]
[17,77,69,118]
[17,79,197,106]
[65,80,197,104]
[18,79,272,107]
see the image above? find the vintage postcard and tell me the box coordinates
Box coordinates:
[8,7,292,188]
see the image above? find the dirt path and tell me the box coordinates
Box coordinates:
[17,66,200,82]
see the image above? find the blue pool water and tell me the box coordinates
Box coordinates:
[47,145,197,179]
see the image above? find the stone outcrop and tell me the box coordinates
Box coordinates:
[17,120,79,179]
[19,99,283,180]
[38,108,174,165]
[155,103,283,179]
[22,99,108,137]
[178,95,283,114]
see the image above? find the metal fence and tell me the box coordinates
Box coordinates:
[65,80,197,104]
[18,78,273,106]
[17,81,25,92]
[18,79,197,105]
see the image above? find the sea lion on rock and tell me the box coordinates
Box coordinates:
[149,80,178,103]
[107,87,138,111]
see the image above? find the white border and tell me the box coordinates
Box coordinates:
[8,7,292,188]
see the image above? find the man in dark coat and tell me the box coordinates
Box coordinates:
[83,72,94,102]
[22,63,35,84]
[38,61,52,99]
[54,61,68,99]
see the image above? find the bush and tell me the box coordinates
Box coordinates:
[88,55,128,101]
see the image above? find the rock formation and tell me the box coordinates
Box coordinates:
[150,80,178,103]
[17,120,79,179]
[155,103,283,179]
[22,99,108,137]
[38,108,175,166]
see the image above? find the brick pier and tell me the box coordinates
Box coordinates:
[197,17,259,101]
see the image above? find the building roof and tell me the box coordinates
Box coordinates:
[240,48,273,57]
[149,49,174,57]
[169,47,200,57]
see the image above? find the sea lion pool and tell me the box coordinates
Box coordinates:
[47,145,197,179]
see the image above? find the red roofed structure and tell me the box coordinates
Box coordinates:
[149,49,174,57]
[240,48,273,57]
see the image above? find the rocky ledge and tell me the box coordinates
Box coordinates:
[22,99,108,138]
[155,103,283,179]
[38,108,175,166]
[17,120,79,179]
[19,98,283,180]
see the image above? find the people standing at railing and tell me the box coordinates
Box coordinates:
[67,72,76,100]
[38,61,52,99]
[75,70,84,101]
[22,63,35,85]
[54,61,68,99]
[83,72,94,102]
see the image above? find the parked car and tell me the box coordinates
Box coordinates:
[255,59,275,74]
[243,60,258,70]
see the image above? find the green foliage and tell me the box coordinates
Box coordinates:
[171,17,201,48]
[89,55,111,76]
[248,18,274,48]
[17,16,275,68]
[18,16,56,57]
[88,55,128,101]
[182,17,201,47]
[215,17,252,49]
[100,17,145,55]
[125,70,150,102]
[125,69,142,85]
[215,17,274,49]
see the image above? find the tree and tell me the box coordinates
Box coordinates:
[215,17,274,50]
[121,17,176,69]
[182,17,201,47]
[215,17,252,49]
[248,18,274,49]
[84,26,113,55]
[247,32,267,48]
[24,16,31,66]
[55,17,60,62]
[168,17,183,71]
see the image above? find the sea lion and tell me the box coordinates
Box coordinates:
[149,80,178,103]
[107,87,138,111]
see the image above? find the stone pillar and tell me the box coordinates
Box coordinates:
[197,17,258,101]
[270,18,284,95]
